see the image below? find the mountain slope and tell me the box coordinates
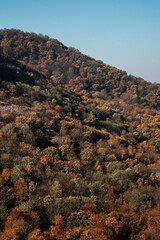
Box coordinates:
[0,29,160,108]
[0,30,160,239]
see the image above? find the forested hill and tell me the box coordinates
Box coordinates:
[1,29,160,239]
[0,29,160,108]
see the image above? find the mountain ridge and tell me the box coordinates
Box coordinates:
[1,28,160,109]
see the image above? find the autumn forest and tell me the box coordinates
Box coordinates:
[0,29,160,239]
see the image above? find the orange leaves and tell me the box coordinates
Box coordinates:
[25,165,32,175]
[80,203,97,217]
[106,186,115,200]
[139,141,156,152]
[39,155,53,166]
[28,229,44,240]
[14,179,28,205]
[1,168,10,182]
[79,212,112,240]
[19,142,34,151]
[54,215,64,227]
[0,130,3,138]
[106,215,121,229]
[118,202,140,231]
[77,104,85,112]
[0,228,19,240]
[0,210,24,240]
[65,228,74,239]
[80,228,109,240]
[45,215,66,240]
[147,208,160,231]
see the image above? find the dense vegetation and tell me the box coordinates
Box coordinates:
[1,29,160,109]
[0,29,160,239]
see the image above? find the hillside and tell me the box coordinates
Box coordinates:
[0,30,160,239]
[0,29,160,109]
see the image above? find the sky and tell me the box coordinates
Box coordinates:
[1,0,160,83]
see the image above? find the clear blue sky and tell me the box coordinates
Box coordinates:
[1,0,160,83]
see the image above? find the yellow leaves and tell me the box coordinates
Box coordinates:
[83,127,110,143]
[81,147,95,165]
[60,119,75,129]
[106,216,118,228]
[19,142,33,151]
[105,212,124,235]
[39,156,49,166]
[139,141,156,151]
[38,154,54,169]
[80,229,95,240]
[126,158,137,168]
[136,119,160,143]
[59,137,73,157]
[155,172,160,182]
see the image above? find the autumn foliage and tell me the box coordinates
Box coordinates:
[0,29,160,239]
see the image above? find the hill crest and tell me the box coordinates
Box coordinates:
[1,28,160,109]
